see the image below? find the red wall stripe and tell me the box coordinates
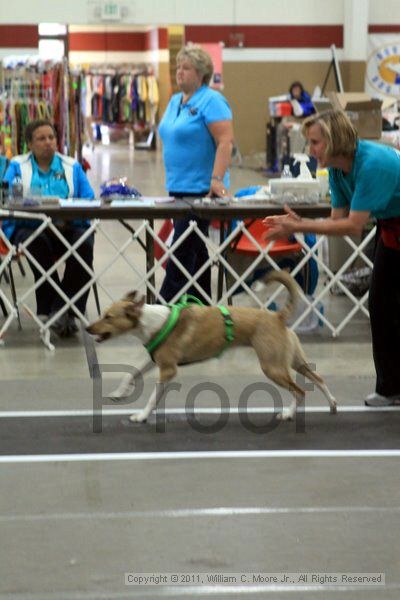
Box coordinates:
[158,28,168,49]
[0,25,38,48]
[369,25,400,33]
[69,32,146,52]
[69,29,168,52]
[185,25,343,48]
[144,28,168,51]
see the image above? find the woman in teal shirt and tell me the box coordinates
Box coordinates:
[158,44,233,304]
[3,119,95,336]
[263,109,400,407]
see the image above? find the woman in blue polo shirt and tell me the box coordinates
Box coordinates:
[263,109,400,407]
[158,44,234,304]
[3,119,95,336]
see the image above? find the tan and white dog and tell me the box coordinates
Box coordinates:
[86,271,336,423]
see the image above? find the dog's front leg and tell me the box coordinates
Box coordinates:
[129,363,177,423]
[129,383,165,423]
[109,358,155,402]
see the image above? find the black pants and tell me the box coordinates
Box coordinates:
[159,192,211,304]
[13,227,94,316]
[368,235,400,396]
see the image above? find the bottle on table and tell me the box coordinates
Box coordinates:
[281,164,293,179]
[11,175,23,203]
[2,181,10,206]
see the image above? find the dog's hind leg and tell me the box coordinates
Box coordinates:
[284,389,306,421]
[291,338,337,414]
[129,363,177,423]
[109,358,155,402]
[294,362,337,414]
[259,363,305,421]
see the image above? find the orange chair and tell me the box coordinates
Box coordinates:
[231,218,302,256]
[226,219,303,301]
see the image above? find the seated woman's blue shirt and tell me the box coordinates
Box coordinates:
[29,154,70,198]
[2,154,94,239]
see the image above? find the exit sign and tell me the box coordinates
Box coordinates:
[101,1,121,20]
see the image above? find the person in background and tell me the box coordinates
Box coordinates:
[277,81,315,174]
[3,119,95,337]
[158,44,234,304]
[289,81,315,118]
[263,109,400,407]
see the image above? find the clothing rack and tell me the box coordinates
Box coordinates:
[0,68,53,158]
[0,58,84,161]
[78,65,159,132]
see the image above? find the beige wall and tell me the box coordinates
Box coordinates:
[0,0,345,25]
[157,62,172,120]
[223,61,366,156]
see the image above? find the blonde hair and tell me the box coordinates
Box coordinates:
[302,109,358,159]
[176,44,214,86]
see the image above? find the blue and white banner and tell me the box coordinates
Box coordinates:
[366,34,400,98]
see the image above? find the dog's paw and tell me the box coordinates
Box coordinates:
[108,391,129,403]
[330,400,337,414]
[129,412,148,423]
[277,409,294,421]
[108,385,134,402]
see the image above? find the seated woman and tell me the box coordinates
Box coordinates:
[2,119,95,337]
[279,82,316,173]
[289,81,315,118]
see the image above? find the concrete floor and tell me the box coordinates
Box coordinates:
[1,140,399,599]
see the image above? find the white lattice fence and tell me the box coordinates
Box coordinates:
[0,209,374,348]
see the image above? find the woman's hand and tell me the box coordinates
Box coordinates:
[208,179,229,198]
[262,205,301,240]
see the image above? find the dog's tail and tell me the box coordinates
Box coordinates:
[265,270,298,323]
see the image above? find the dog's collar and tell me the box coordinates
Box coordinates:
[144,296,235,358]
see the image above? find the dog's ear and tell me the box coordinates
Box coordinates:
[124,290,139,303]
[135,296,145,309]
[124,295,145,320]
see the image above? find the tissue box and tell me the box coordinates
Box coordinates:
[269,179,320,195]
[328,93,382,139]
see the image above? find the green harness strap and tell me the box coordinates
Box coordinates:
[144,295,234,357]
[145,295,203,355]
[217,305,234,355]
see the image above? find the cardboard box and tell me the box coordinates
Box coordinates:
[312,93,383,139]
[327,92,382,139]
[312,97,332,113]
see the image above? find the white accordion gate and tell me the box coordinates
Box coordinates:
[0,208,374,350]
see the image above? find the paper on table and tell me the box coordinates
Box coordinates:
[110,198,155,207]
[59,199,102,207]
[153,197,175,203]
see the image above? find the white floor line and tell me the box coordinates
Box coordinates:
[1,405,399,418]
[127,584,399,596]
[4,583,400,598]
[1,505,399,523]
[1,449,400,464]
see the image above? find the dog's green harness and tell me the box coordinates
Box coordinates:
[144,295,234,357]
